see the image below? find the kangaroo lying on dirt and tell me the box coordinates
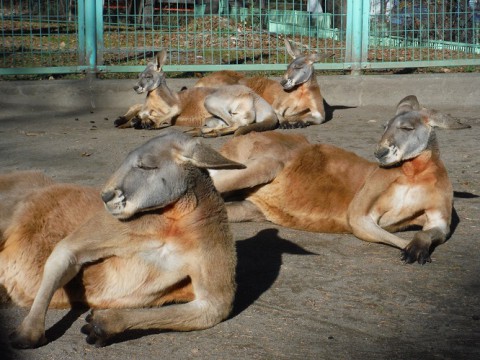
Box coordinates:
[195,38,327,128]
[1,130,245,348]
[114,50,278,137]
[210,95,469,264]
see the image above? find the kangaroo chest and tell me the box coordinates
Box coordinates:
[137,240,186,272]
[374,179,431,228]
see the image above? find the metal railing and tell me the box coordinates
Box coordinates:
[1,0,479,76]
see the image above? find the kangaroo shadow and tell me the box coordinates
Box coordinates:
[449,191,479,237]
[453,191,479,199]
[231,228,317,317]
[323,99,356,123]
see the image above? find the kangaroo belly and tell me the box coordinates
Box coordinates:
[247,144,374,233]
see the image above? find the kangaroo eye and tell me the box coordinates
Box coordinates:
[399,126,414,131]
[138,163,157,170]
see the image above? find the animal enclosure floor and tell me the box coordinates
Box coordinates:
[0,79,479,360]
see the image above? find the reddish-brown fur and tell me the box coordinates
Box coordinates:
[194,70,245,88]
[115,51,278,136]
[211,119,454,265]
[2,131,242,348]
[194,39,326,127]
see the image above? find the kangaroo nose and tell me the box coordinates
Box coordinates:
[374,146,389,160]
[101,189,116,203]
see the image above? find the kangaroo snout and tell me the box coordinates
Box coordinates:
[134,85,145,94]
[101,188,126,207]
[280,78,294,90]
[101,189,117,203]
[374,145,390,161]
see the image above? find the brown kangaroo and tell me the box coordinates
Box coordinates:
[114,50,278,137]
[209,95,469,264]
[195,38,328,129]
[2,130,244,348]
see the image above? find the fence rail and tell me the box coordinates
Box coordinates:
[1,0,479,76]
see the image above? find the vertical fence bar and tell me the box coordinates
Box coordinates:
[361,0,370,71]
[96,0,104,70]
[84,0,97,74]
[77,0,86,65]
[345,0,360,73]
[345,0,369,74]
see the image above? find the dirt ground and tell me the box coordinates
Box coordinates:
[0,77,479,360]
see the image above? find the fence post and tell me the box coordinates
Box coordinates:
[77,0,85,66]
[84,0,98,76]
[345,0,370,75]
[96,0,104,70]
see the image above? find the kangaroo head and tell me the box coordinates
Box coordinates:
[375,95,470,167]
[101,130,245,220]
[375,110,435,167]
[133,50,168,94]
[280,39,323,90]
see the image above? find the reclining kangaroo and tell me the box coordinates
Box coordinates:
[114,50,278,137]
[210,95,469,264]
[195,38,327,128]
[1,130,245,348]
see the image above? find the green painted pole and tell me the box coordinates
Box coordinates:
[345,0,369,75]
[84,0,97,75]
[77,0,85,66]
[96,0,104,70]
[361,0,370,69]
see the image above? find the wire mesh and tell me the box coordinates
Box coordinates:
[0,0,478,76]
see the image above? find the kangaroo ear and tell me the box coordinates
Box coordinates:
[154,50,168,72]
[178,142,246,170]
[285,38,301,59]
[306,53,322,64]
[306,52,332,64]
[396,95,420,115]
[420,109,471,130]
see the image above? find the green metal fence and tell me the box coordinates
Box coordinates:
[1,0,479,76]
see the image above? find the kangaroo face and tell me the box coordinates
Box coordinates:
[280,56,314,90]
[101,131,190,219]
[375,111,432,167]
[133,63,163,94]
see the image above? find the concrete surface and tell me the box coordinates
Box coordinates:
[0,75,479,360]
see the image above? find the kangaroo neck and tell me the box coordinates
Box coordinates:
[294,74,317,90]
[148,84,179,103]
[400,150,440,177]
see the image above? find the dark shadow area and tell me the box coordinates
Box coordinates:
[323,99,356,123]
[454,191,479,199]
[0,337,21,360]
[393,67,418,74]
[231,228,317,317]
[44,307,89,343]
[81,325,165,348]
[0,285,17,359]
[449,207,461,236]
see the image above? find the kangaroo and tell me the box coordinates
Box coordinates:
[195,38,328,128]
[209,95,469,264]
[114,50,278,137]
[2,130,245,348]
